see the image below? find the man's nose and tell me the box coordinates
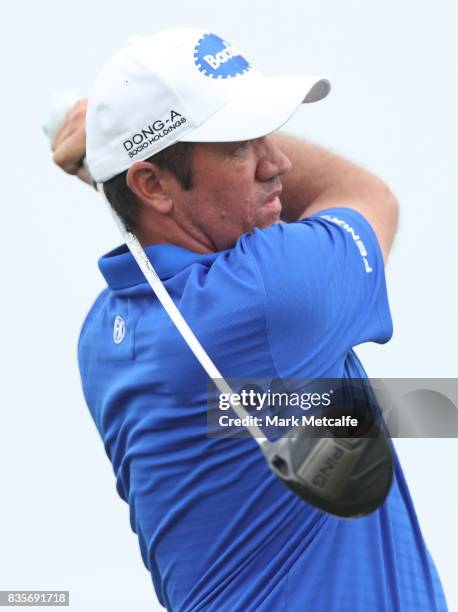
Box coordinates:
[255,137,292,182]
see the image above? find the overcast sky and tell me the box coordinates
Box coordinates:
[1,0,457,609]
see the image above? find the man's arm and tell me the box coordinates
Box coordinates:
[50,102,398,262]
[271,133,399,262]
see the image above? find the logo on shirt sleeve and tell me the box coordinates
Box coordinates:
[320,214,373,273]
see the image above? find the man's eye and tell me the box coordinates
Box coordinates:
[232,141,249,155]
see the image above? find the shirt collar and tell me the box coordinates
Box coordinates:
[98,243,221,290]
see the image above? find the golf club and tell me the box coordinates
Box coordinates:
[43,93,394,518]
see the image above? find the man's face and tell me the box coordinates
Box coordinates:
[170,135,292,251]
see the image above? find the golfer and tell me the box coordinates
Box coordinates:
[51,27,447,611]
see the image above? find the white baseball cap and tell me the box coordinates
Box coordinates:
[86,27,331,183]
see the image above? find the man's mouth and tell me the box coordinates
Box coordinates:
[264,188,283,204]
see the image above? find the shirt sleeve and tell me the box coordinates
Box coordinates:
[242,207,393,376]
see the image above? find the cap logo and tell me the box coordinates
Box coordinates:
[194,33,251,79]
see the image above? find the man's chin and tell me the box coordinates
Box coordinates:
[254,199,282,229]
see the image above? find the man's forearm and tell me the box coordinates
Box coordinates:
[271,132,392,222]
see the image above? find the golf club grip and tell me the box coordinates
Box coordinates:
[42,91,93,182]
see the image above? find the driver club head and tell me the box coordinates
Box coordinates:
[262,420,394,519]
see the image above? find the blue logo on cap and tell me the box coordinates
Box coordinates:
[194,33,251,79]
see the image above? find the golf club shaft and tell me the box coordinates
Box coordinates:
[44,97,268,445]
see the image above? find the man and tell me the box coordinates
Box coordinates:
[51,27,447,611]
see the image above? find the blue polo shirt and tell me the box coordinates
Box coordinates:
[78,208,447,611]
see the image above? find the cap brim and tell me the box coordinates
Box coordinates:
[180,75,331,143]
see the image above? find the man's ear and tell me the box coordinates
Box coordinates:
[126,161,173,213]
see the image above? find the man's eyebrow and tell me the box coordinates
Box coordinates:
[226,139,252,151]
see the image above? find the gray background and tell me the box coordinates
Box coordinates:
[1,0,457,609]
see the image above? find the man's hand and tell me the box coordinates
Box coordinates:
[51,98,92,186]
